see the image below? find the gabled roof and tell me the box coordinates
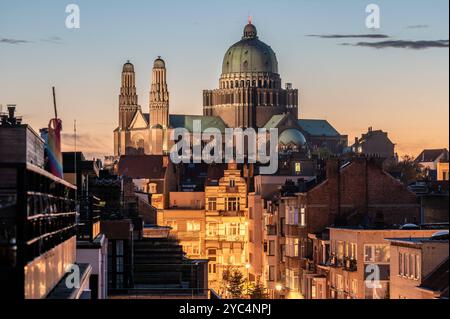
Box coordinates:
[169,115,228,133]
[118,155,167,179]
[415,149,449,163]
[129,109,149,129]
[297,119,340,137]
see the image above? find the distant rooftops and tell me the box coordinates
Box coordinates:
[118,155,168,179]
[415,148,449,163]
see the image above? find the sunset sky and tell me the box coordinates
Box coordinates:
[1,0,448,159]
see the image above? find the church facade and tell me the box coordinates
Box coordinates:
[114,21,347,159]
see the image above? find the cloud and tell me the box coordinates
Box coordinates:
[0,38,31,45]
[40,36,63,44]
[342,39,449,49]
[307,34,389,39]
[406,25,429,29]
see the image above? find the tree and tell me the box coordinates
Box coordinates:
[386,155,426,185]
[248,279,269,299]
[222,266,245,299]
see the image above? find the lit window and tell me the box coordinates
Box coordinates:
[364,244,390,263]
[207,197,217,211]
[187,221,201,232]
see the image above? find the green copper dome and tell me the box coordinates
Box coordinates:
[222,23,279,75]
[279,129,307,147]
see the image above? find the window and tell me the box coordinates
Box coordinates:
[268,266,275,281]
[351,279,358,296]
[299,208,306,227]
[286,207,298,225]
[206,223,217,236]
[337,241,344,261]
[336,275,344,291]
[207,197,217,211]
[229,179,236,187]
[286,238,299,257]
[226,197,239,211]
[208,263,217,274]
[286,269,299,291]
[116,257,124,272]
[348,243,357,260]
[399,253,404,276]
[208,248,216,256]
[187,221,201,232]
[149,183,157,194]
[415,254,420,280]
[364,244,390,263]
[268,240,276,256]
[116,240,124,256]
[364,281,389,299]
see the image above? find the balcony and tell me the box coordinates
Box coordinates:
[217,210,246,217]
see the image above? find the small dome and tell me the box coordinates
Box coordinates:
[154,56,165,68]
[243,23,258,39]
[222,23,278,75]
[123,60,134,72]
[279,129,307,147]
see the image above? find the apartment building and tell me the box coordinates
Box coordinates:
[204,162,248,294]
[325,227,441,299]
[387,230,449,299]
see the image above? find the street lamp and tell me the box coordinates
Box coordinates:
[275,283,283,292]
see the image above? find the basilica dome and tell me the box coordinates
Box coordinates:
[222,23,278,75]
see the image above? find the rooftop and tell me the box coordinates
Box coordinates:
[297,119,341,137]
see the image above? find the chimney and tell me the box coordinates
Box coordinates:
[326,158,340,180]
[368,126,373,132]
[7,105,16,119]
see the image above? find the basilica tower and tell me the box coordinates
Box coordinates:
[149,57,169,128]
[119,61,140,129]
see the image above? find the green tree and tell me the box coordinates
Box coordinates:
[386,155,426,185]
[248,279,269,299]
[222,266,245,299]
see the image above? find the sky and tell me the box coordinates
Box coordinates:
[0,0,448,159]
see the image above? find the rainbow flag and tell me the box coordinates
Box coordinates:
[45,118,63,178]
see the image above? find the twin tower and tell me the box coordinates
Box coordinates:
[114,57,170,156]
